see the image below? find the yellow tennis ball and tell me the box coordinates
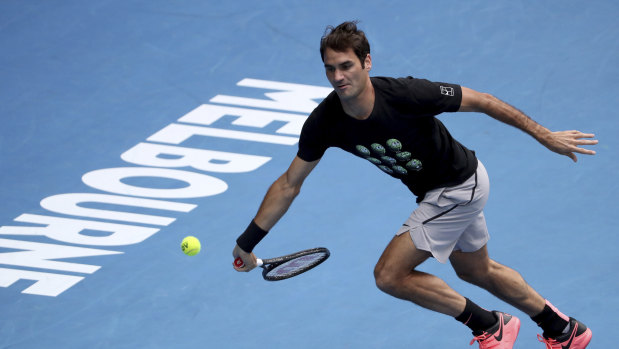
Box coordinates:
[181,236,201,256]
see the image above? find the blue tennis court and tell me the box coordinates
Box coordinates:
[1,1,617,348]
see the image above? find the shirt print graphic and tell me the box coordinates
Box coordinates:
[355,138,422,176]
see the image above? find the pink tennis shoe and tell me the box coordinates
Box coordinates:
[537,317,592,348]
[470,311,521,348]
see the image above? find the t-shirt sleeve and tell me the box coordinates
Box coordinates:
[297,110,329,162]
[401,77,462,115]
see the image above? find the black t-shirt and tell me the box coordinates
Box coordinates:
[298,76,477,202]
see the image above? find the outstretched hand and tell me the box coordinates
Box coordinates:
[539,130,598,162]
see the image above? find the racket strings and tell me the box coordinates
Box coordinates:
[264,252,328,279]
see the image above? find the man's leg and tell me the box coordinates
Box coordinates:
[450,245,593,348]
[374,233,521,348]
[449,245,545,316]
[373,232,465,316]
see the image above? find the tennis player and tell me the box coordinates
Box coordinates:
[232,21,597,349]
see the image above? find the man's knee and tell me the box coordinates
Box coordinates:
[373,263,400,294]
[373,263,390,292]
[374,233,430,294]
[454,268,483,284]
[453,260,496,286]
[374,261,421,296]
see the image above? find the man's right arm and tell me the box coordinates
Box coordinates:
[232,156,320,271]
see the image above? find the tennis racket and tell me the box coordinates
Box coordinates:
[234,247,330,281]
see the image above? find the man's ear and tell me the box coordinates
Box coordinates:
[365,54,372,71]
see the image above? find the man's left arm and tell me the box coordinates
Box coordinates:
[458,86,598,162]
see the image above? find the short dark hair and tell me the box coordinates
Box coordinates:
[320,21,370,67]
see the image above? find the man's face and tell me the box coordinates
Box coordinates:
[323,47,371,101]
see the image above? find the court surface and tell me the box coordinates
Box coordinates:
[1,1,618,348]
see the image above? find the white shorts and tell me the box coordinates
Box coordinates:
[396,160,490,263]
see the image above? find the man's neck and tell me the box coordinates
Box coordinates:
[342,79,375,120]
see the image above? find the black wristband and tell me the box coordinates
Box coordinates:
[236,220,268,253]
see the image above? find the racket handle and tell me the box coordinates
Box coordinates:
[234,257,263,268]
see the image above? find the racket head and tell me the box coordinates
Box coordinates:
[261,247,330,281]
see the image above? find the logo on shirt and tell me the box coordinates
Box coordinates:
[440,86,454,96]
[355,139,422,176]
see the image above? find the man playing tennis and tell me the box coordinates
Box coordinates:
[232,21,597,348]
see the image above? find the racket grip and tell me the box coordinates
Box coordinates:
[234,257,263,268]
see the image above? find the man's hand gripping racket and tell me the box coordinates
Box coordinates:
[233,247,330,281]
